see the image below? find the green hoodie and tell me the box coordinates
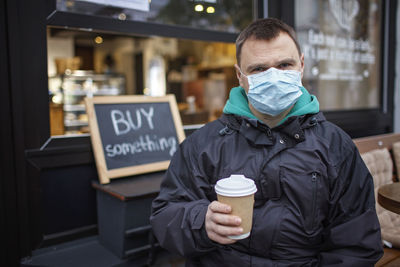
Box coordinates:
[223,86,319,126]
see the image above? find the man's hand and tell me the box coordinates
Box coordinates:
[205,201,243,244]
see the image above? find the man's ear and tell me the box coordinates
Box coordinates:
[234,63,244,87]
[300,53,305,79]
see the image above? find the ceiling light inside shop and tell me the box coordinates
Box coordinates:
[94,36,103,44]
[51,94,63,104]
[206,6,215,13]
[66,0,74,8]
[195,4,204,12]
[118,13,127,20]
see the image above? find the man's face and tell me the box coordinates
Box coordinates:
[235,32,304,93]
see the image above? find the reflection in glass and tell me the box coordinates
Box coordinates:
[57,0,253,33]
[295,0,381,111]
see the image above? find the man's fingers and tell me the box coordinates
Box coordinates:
[207,231,237,245]
[209,201,232,214]
[205,201,243,245]
[210,212,241,226]
[209,223,243,237]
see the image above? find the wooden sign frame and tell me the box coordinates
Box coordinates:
[85,94,185,184]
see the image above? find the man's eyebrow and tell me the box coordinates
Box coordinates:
[245,58,297,72]
[274,58,297,66]
[245,63,269,72]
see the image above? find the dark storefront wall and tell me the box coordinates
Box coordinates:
[1,0,19,265]
[0,0,398,265]
[2,0,50,265]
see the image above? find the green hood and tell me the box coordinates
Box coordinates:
[223,86,319,125]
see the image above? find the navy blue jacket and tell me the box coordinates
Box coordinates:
[150,112,383,266]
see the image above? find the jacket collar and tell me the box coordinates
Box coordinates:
[220,112,326,146]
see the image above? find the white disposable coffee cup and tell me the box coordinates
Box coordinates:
[215,174,257,240]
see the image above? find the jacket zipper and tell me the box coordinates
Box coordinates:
[308,172,318,232]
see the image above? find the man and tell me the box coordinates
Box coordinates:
[150,18,383,266]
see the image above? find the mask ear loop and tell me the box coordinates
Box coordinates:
[239,68,252,89]
[239,68,247,78]
[235,63,247,79]
[236,66,249,89]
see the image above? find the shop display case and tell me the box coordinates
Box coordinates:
[49,70,125,135]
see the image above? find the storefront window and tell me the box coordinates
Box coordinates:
[47,29,237,135]
[56,0,253,34]
[295,0,381,111]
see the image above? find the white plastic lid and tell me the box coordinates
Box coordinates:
[215,174,257,197]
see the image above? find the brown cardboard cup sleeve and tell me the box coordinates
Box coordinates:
[215,174,257,240]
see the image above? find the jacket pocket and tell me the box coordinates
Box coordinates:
[280,167,324,236]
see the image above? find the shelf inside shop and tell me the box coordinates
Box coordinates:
[63,104,86,112]
[49,71,125,135]
[94,88,121,95]
[53,71,124,80]
[64,120,88,127]
[63,90,87,96]
[63,88,121,96]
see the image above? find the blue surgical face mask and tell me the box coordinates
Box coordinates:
[241,67,303,116]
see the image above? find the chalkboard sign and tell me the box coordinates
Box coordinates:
[85,95,185,184]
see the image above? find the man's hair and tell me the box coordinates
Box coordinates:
[236,18,301,66]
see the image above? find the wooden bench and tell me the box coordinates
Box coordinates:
[354,132,400,184]
[353,133,400,267]
[354,133,400,154]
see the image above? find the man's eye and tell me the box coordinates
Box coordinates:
[278,63,291,69]
[252,67,266,73]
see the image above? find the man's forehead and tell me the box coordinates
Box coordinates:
[243,33,297,50]
[240,35,300,66]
